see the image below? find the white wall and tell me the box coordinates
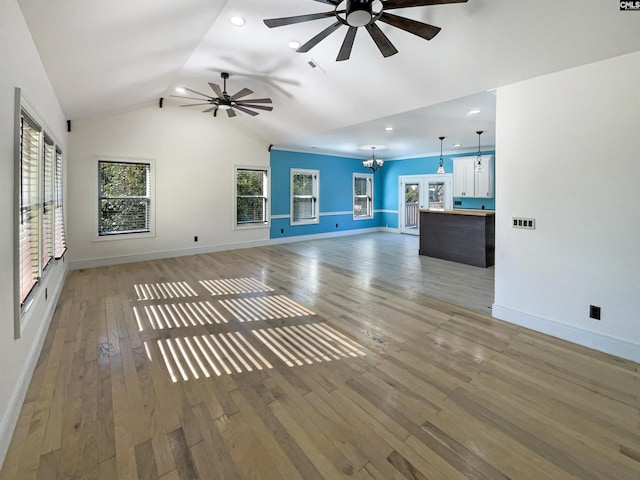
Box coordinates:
[0,0,68,466]
[67,107,271,267]
[493,51,640,362]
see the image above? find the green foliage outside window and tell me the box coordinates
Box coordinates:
[99,161,150,235]
[236,169,267,224]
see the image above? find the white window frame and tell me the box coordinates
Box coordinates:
[234,165,270,229]
[95,157,155,240]
[353,172,373,220]
[290,168,320,226]
[14,88,67,338]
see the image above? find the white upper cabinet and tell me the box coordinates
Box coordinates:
[453,155,494,198]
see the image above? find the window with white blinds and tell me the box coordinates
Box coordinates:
[291,169,319,226]
[235,167,269,227]
[98,160,152,236]
[42,136,55,270]
[54,147,67,258]
[353,173,373,219]
[18,110,42,305]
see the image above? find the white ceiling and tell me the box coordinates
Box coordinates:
[18,0,640,160]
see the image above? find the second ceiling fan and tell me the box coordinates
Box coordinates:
[264,0,468,62]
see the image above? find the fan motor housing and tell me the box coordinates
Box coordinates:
[346,0,373,26]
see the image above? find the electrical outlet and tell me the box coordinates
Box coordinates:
[512,217,535,230]
[336,223,339,228]
[194,236,198,242]
[589,305,601,320]
[280,228,284,234]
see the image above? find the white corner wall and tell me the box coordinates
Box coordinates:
[0,0,68,467]
[493,51,640,362]
[67,107,271,268]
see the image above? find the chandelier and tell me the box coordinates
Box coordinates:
[363,146,384,172]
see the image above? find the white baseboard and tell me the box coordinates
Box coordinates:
[269,227,384,245]
[492,303,640,363]
[69,228,388,269]
[0,267,68,469]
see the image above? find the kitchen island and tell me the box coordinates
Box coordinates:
[419,209,495,268]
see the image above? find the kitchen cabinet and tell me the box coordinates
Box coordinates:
[453,155,494,198]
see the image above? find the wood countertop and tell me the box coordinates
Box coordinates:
[418,209,495,217]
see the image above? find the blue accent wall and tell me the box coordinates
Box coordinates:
[269,149,495,239]
[270,150,383,239]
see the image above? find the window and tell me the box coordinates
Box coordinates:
[18,109,42,306]
[98,160,152,236]
[235,167,270,228]
[353,173,373,219]
[42,135,55,270]
[54,147,67,258]
[291,169,319,225]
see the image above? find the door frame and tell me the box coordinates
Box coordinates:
[399,174,452,235]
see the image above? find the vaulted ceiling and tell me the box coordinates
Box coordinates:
[18,0,640,159]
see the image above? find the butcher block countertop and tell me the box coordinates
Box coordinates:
[418,209,495,217]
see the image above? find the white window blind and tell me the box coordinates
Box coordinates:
[42,136,55,270]
[19,111,42,305]
[54,147,67,258]
[98,160,151,235]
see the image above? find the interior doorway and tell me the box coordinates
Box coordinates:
[399,174,452,235]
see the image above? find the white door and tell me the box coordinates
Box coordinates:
[399,175,452,235]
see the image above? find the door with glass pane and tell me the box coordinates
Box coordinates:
[399,175,452,235]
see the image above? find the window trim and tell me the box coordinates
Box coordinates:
[94,156,155,241]
[290,168,320,226]
[234,165,271,230]
[353,172,374,220]
[13,88,66,338]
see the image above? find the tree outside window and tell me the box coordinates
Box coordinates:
[98,160,151,235]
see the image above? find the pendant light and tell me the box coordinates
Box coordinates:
[436,136,445,174]
[363,146,384,172]
[475,130,485,172]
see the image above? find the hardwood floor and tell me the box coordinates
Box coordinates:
[1,234,638,479]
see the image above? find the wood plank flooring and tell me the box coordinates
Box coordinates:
[1,234,638,479]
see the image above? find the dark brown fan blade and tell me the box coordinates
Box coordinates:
[233,105,259,116]
[183,87,212,99]
[179,103,214,107]
[208,82,224,98]
[337,27,358,62]
[313,0,340,5]
[226,108,237,118]
[365,23,398,57]
[264,11,335,28]
[378,12,441,40]
[231,88,253,100]
[383,0,467,9]
[235,104,273,111]
[202,106,217,113]
[297,21,343,53]
[170,95,214,102]
[235,98,272,104]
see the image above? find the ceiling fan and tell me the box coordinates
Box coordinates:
[264,0,468,61]
[172,72,273,117]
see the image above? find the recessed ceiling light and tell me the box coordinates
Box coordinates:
[468,109,481,115]
[230,16,245,26]
[385,127,393,131]
[288,41,300,49]
[175,87,186,94]
[453,143,461,147]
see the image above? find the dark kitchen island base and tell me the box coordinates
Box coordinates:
[419,209,495,268]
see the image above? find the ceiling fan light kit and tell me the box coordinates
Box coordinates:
[171,72,273,118]
[264,0,469,62]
